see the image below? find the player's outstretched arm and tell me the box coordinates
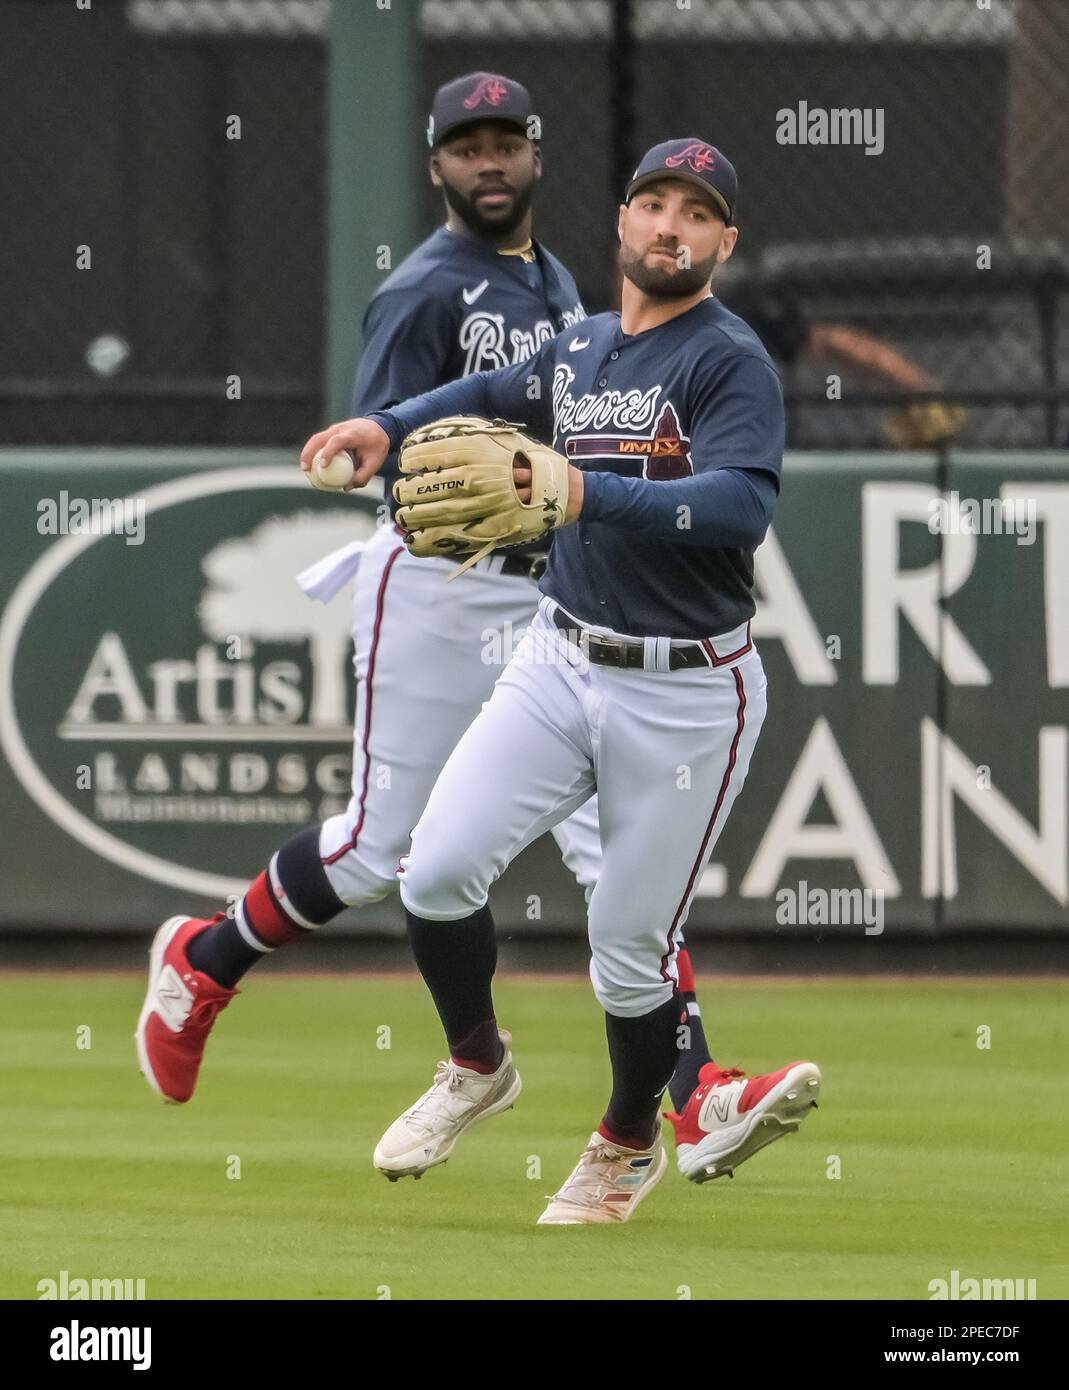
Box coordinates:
[374,337,556,454]
[300,371,515,493]
[301,336,559,496]
[300,333,557,494]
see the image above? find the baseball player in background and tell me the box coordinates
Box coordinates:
[301,137,822,1224]
[135,79,719,1140]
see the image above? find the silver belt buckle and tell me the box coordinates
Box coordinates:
[592,634,628,663]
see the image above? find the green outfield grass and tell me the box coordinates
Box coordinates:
[1,971,1066,1300]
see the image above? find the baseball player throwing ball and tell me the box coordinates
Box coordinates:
[301,138,822,1225]
[135,79,717,1136]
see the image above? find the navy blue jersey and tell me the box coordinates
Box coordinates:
[350,226,585,511]
[371,296,785,639]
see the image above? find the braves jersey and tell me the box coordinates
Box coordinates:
[371,295,785,639]
[351,226,585,512]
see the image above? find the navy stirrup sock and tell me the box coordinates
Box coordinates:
[600,993,682,1149]
[187,826,346,987]
[405,905,503,1073]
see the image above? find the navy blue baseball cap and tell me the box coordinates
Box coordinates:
[427,72,533,148]
[625,138,738,224]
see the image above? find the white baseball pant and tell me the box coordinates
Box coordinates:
[399,598,767,1016]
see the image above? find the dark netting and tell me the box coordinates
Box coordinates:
[428,0,1068,449]
[627,0,1069,448]
[4,0,1067,447]
[1,0,326,445]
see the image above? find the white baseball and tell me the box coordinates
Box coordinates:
[312,451,355,489]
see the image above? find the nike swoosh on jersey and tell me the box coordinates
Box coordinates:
[462,280,490,305]
[568,337,591,351]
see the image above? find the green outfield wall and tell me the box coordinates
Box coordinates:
[1,448,1066,936]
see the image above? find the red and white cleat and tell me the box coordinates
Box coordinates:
[135,915,237,1104]
[664,1060,822,1183]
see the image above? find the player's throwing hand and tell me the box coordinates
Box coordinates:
[299,416,391,490]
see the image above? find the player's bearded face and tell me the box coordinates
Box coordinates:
[434,126,540,238]
[618,228,722,298]
[441,172,537,236]
[618,188,729,298]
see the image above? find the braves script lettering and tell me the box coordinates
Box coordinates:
[460,312,555,374]
[552,364,663,436]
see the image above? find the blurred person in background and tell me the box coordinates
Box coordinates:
[717,277,966,448]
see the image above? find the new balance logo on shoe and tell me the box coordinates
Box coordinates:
[705,1091,733,1124]
[154,965,193,1032]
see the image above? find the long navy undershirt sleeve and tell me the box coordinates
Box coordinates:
[368,337,555,451]
[368,376,491,450]
[580,465,777,548]
[580,352,784,548]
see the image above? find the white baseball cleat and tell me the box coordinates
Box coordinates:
[665,1060,822,1182]
[536,1127,668,1225]
[373,1035,521,1181]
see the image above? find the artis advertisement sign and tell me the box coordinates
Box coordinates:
[1,461,377,906]
[0,450,1067,931]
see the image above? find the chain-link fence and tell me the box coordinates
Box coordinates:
[3,0,1068,447]
[1,0,326,446]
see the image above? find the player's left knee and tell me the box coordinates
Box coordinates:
[588,958,675,1018]
[398,843,485,921]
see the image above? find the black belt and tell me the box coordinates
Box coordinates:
[499,551,548,581]
[551,606,711,671]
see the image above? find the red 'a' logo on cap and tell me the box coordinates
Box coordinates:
[665,142,717,175]
[463,76,509,109]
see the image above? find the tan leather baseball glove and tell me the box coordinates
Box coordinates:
[393,416,570,579]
